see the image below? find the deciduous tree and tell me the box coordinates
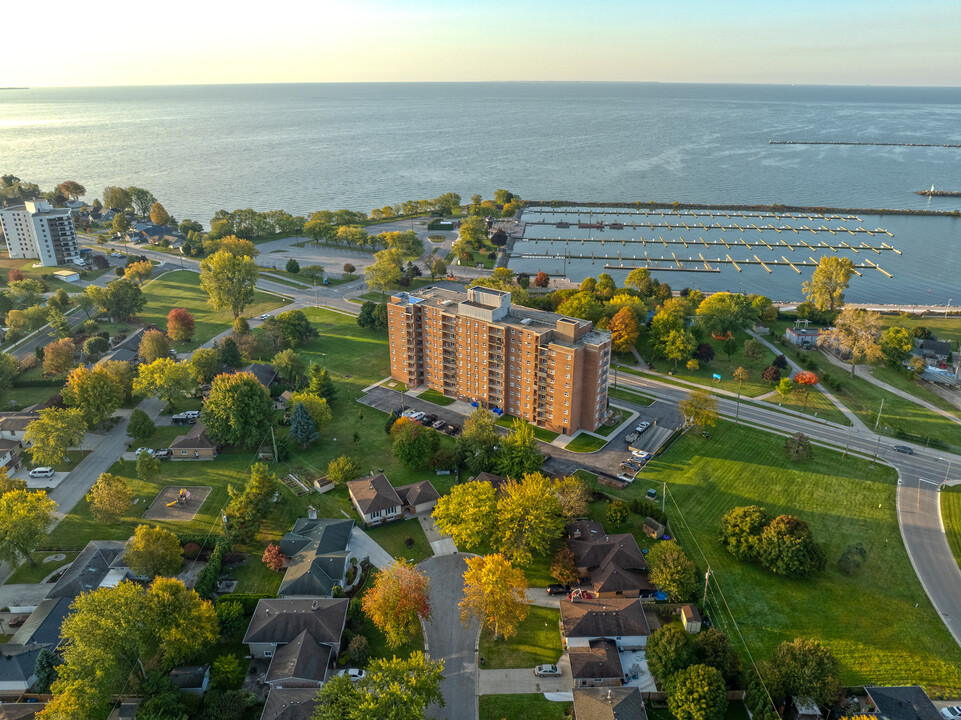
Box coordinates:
[87,472,134,522]
[24,408,85,466]
[802,255,854,312]
[134,358,195,407]
[57,181,86,200]
[139,329,171,363]
[137,449,161,484]
[432,480,496,549]
[273,348,307,386]
[112,212,131,235]
[199,250,259,318]
[288,391,332,430]
[262,543,285,572]
[308,364,337,402]
[553,475,589,521]
[125,525,182,578]
[62,364,124,428]
[124,259,153,284]
[149,202,170,226]
[718,505,772,562]
[647,540,697,601]
[679,389,718,430]
[762,365,781,385]
[818,307,884,377]
[495,472,564,566]
[460,553,529,640]
[128,187,157,216]
[362,560,432,648]
[667,664,728,720]
[767,638,840,706]
[88,278,145,320]
[190,347,222,384]
[391,417,439,469]
[647,622,697,681]
[327,455,361,485]
[364,247,403,295]
[0,489,57,567]
[495,419,543,478]
[837,542,867,574]
[609,306,641,353]
[550,547,579,586]
[43,338,76,376]
[167,308,195,342]
[533,270,550,288]
[696,292,757,338]
[758,515,826,578]
[695,628,742,686]
[455,407,499,476]
[784,432,813,462]
[664,329,697,371]
[202,372,272,447]
[776,377,794,399]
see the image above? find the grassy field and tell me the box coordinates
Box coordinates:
[4,551,81,585]
[941,486,961,573]
[565,433,607,453]
[760,382,851,426]
[639,329,776,398]
[880,314,961,348]
[478,606,562,669]
[495,415,559,443]
[633,420,961,693]
[479,695,571,720]
[366,519,433,564]
[418,388,456,406]
[0,257,90,294]
[870,365,961,418]
[139,270,289,350]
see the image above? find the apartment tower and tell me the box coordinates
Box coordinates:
[388,286,612,435]
[0,199,81,267]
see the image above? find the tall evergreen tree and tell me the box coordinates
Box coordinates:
[289,402,318,449]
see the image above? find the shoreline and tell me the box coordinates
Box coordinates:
[525,200,961,217]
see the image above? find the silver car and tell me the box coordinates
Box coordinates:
[534,664,560,677]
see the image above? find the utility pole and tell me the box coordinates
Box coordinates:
[875,398,884,431]
[662,481,666,515]
[735,387,741,426]
[871,430,882,469]
[842,424,854,459]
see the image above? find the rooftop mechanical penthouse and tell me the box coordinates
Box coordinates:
[388,286,612,435]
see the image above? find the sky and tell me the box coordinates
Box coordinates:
[4,0,960,87]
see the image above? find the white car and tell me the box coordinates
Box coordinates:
[28,467,55,478]
[257,314,271,320]
[111,252,125,258]
[337,668,366,682]
[182,410,201,419]
[411,412,426,421]
[135,447,154,457]
[941,707,961,720]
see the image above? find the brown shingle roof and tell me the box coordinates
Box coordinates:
[572,688,647,720]
[560,597,650,640]
[347,474,402,514]
[169,421,217,450]
[566,520,649,594]
[396,479,440,507]
[569,638,622,680]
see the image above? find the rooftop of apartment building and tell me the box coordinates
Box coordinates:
[390,285,610,350]
[0,199,73,218]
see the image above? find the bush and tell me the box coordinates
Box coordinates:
[344,635,369,666]
[194,540,230,598]
[285,258,300,274]
[215,601,245,638]
[214,593,273,615]
[182,542,201,560]
[405,535,415,549]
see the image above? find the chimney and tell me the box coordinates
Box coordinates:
[607,688,612,703]
[307,505,317,520]
[311,600,317,609]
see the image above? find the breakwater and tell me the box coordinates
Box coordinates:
[917,190,961,197]
[769,140,961,148]
[524,200,961,218]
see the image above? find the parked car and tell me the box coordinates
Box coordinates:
[337,669,366,682]
[632,450,651,460]
[445,424,461,436]
[422,414,438,426]
[154,449,172,460]
[893,445,914,455]
[620,463,638,473]
[635,421,651,434]
[432,419,446,430]
[28,467,55,478]
[402,409,417,418]
[111,251,125,258]
[547,584,570,596]
[534,664,561,677]
[623,460,641,470]
[135,447,154,457]
[257,313,271,320]
[182,410,201,419]
[625,431,639,444]
[172,413,197,425]
[617,473,636,483]
[940,707,961,720]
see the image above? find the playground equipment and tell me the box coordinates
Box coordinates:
[166,489,191,508]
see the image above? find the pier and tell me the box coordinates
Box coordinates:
[524,221,890,235]
[770,140,961,148]
[529,207,861,221]
[519,236,900,253]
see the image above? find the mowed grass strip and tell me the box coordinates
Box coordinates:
[479,695,571,720]
[637,421,961,693]
[139,270,289,350]
[478,606,563,669]
[941,485,961,574]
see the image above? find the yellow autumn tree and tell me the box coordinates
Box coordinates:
[608,306,641,353]
[460,553,529,640]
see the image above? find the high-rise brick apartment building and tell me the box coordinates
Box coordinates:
[387,286,612,435]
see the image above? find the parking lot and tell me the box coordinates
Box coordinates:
[359,385,682,484]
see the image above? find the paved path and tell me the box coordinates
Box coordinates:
[478,655,571,695]
[348,527,394,570]
[418,514,458,556]
[419,554,479,720]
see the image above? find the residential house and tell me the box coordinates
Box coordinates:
[569,638,623,688]
[396,479,440,515]
[920,338,951,368]
[98,209,117,223]
[560,596,651,651]
[260,687,319,720]
[566,520,653,598]
[0,438,24,473]
[785,327,823,348]
[169,421,218,460]
[0,703,48,720]
[681,605,702,633]
[0,405,43,441]
[864,686,942,720]
[471,471,508,493]
[10,597,73,649]
[46,540,130,599]
[0,644,42,692]
[169,665,210,695]
[263,629,332,688]
[277,518,353,598]
[347,474,402,526]
[245,363,279,389]
[275,390,294,410]
[572,687,647,720]
[97,328,147,365]
[243,598,348,662]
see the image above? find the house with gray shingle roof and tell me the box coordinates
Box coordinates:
[243,598,347,661]
[264,629,331,688]
[570,638,622,688]
[46,540,129,599]
[277,518,353,598]
[10,597,72,649]
[347,474,402,526]
[560,596,650,650]
[396,480,440,515]
[260,687,318,720]
[572,687,647,720]
[567,520,653,598]
[865,686,941,720]
[0,644,42,692]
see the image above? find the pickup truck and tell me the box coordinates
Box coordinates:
[624,431,639,444]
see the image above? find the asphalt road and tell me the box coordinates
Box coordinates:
[419,554,479,720]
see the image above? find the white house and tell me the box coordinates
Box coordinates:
[347,474,402,526]
[560,596,651,651]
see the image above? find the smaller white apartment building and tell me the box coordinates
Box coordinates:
[0,199,81,266]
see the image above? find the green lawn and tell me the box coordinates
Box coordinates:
[139,270,289,350]
[365,519,433,564]
[4,551,81,585]
[496,415,559,443]
[258,271,311,289]
[941,485,961,573]
[479,695,571,720]
[760,383,851,426]
[478,606,562,669]
[565,433,607,453]
[418,388,456,406]
[639,329,775,397]
[608,386,656,406]
[229,554,285,595]
[637,420,961,693]
[871,365,961,418]
[880,315,961,348]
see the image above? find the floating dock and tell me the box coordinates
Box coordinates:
[529,207,860,221]
[519,236,899,252]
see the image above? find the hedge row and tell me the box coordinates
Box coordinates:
[193,539,230,599]
[214,593,274,614]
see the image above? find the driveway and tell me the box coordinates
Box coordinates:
[419,514,458,556]
[419,554,479,720]
[349,527,394,570]
[0,584,51,611]
[478,654,571,695]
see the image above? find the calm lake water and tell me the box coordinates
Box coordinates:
[2,82,960,302]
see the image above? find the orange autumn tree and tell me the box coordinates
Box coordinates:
[362,560,431,648]
[166,308,195,342]
[608,306,641,353]
[793,371,818,409]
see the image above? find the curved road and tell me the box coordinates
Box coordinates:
[419,554,480,720]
